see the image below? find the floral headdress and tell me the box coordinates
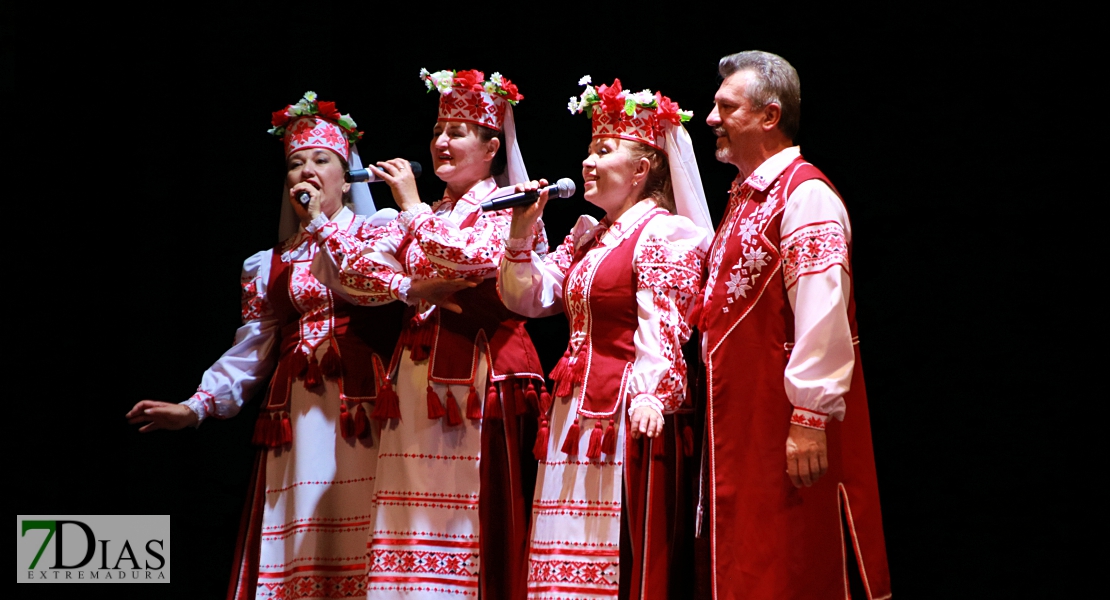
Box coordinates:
[420,68,523,131]
[268,91,363,158]
[568,76,692,152]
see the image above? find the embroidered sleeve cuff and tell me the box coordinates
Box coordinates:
[790,407,829,430]
[307,215,336,241]
[397,203,432,231]
[503,236,535,263]
[182,392,212,427]
[628,393,665,418]
[392,275,414,304]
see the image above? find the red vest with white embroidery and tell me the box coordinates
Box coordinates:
[252,243,404,447]
[700,156,891,600]
[551,207,667,417]
[385,207,546,423]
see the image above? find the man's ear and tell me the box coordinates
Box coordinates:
[761,103,782,132]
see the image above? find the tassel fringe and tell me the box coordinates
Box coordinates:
[586,420,603,460]
[445,389,462,426]
[561,419,581,455]
[426,385,446,420]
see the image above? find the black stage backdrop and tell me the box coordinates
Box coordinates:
[13,7,1077,599]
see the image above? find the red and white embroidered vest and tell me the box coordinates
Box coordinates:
[253,243,404,447]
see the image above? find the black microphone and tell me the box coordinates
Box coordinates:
[480,178,577,212]
[297,191,310,206]
[346,161,423,183]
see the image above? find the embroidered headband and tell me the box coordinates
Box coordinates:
[421,68,523,131]
[268,91,363,158]
[568,76,692,152]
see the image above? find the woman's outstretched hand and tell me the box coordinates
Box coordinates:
[371,159,422,212]
[407,276,482,314]
[509,178,550,239]
[125,400,198,432]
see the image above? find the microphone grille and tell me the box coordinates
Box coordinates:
[556,178,576,198]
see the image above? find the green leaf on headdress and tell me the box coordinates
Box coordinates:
[624,97,636,116]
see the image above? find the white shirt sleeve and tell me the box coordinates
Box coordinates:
[780,179,854,427]
[498,214,598,319]
[181,249,281,424]
[627,215,710,417]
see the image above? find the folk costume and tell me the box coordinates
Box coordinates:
[697,146,891,600]
[308,70,545,600]
[498,79,711,600]
[183,93,405,600]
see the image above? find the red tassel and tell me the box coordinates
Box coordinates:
[524,381,539,410]
[305,356,324,389]
[533,417,549,461]
[266,415,280,447]
[426,385,446,420]
[561,418,581,455]
[339,405,352,438]
[554,371,573,398]
[570,348,588,384]
[355,403,372,441]
[320,344,342,379]
[445,389,462,426]
[682,424,695,457]
[465,386,482,420]
[408,319,434,362]
[280,412,292,445]
[549,350,571,383]
[539,384,552,414]
[355,404,370,438]
[251,418,265,446]
[485,383,503,420]
[586,421,604,460]
[290,348,309,380]
[371,380,400,420]
[601,419,617,455]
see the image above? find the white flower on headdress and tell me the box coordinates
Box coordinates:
[579,75,592,86]
[303,91,317,102]
[568,96,582,114]
[490,72,504,86]
[484,81,498,94]
[631,89,655,105]
[678,109,694,121]
[339,114,357,130]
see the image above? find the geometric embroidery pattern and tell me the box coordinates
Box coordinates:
[781,221,849,289]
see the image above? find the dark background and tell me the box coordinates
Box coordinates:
[13,7,1076,599]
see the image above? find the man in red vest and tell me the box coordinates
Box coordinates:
[697,50,892,599]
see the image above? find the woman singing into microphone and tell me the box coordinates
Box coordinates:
[306,69,546,599]
[499,78,712,600]
[127,92,404,600]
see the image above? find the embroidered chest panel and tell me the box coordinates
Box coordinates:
[281,240,335,351]
[704,178,787,322]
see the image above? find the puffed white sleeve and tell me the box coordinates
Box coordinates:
[780,179,854,429]
[498,214,598,318]
[180,249,281,425]
[627,215,710,417]
[308,210,415,305]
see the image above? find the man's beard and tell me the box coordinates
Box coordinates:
[713,126,732,163]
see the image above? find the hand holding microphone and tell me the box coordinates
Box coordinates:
[480,178,576,212]
[346,160,423,183]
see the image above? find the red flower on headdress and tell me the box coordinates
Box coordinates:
[271,108,293,128]
[597,79,625,114]
[499,77,523,102]
[316,101,342,122]
[654,92,683,125]
[454,70,486,92]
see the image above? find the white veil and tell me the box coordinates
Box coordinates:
[662,123,713,232]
